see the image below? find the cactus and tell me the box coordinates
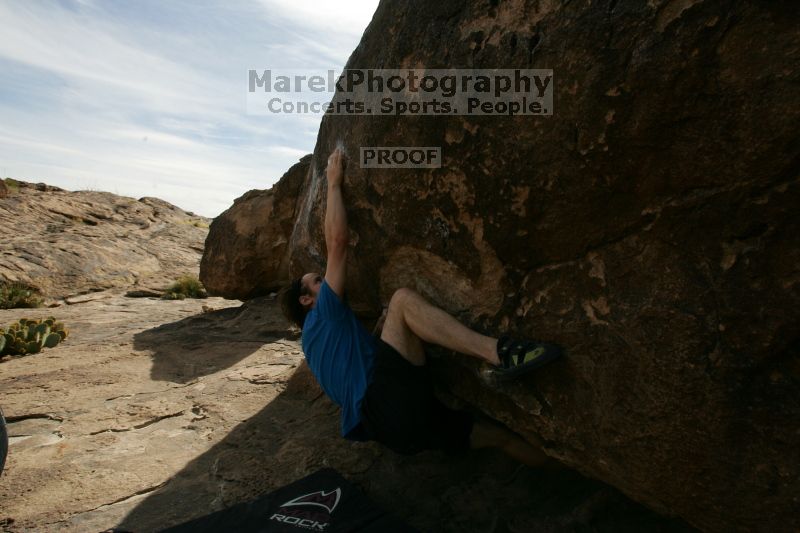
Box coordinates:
[162,291,186,300]
[0,316,68,358]
[50,321,69,339]
[1,336,9,357]
[11,340,27,355]
[34,322,50,339]
[43,333,61,348]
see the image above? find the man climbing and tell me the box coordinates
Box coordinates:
[280,148,562,465]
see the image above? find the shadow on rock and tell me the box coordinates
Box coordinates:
[134,296,299,384]
[116,365,695,533]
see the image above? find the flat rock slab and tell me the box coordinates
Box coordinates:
[0,295,692,532]
[63,291,115,305]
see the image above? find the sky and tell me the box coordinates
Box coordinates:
[0,0,380,217]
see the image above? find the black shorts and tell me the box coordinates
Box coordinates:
[358,337,474,455]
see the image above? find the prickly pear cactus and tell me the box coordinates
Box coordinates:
[0,316,68,359]
[34,322,50,339]
[43,333,61,348]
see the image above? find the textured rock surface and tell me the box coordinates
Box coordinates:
[200,156,310,299]
[200,0,800,530]
[0,180,210,299]
[0,294,691,532]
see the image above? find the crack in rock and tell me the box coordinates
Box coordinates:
[88,411,185,435]
[6,413,64,423]
[104,380,199,402]
[80,480,171,514]
[245,378,282,385]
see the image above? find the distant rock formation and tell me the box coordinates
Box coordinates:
[200,0,800,530]
[0,180,210,299]
[200,156,310,299]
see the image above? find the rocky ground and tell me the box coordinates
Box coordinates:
[0,179,210,300]
[0,292,693,532]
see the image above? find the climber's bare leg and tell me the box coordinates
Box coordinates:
[470,418,555,468]
[380,288,500,366]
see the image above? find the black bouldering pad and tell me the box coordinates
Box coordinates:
[159,468,416,532]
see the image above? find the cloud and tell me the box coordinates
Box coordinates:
[257,0,378,41]
[0,0,379,217]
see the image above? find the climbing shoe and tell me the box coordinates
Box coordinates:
[494,335,562,380]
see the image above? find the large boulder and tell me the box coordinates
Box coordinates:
[200,156,310,299]
[201,0,800,530]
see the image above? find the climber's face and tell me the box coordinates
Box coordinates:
[298,272,323,307]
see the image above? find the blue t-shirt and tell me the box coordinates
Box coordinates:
[301,280,376,438]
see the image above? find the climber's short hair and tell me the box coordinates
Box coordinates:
[280,277,309,329]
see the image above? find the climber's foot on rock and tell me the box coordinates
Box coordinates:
[492,335,562,380]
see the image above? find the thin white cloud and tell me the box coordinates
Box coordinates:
[0,5,205,110]
[257,0,377,43]
[0,0,379,217]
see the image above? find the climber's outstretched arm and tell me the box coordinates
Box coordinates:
[324,148,347,297]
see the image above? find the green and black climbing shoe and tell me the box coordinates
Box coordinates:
[494,335,562,379]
